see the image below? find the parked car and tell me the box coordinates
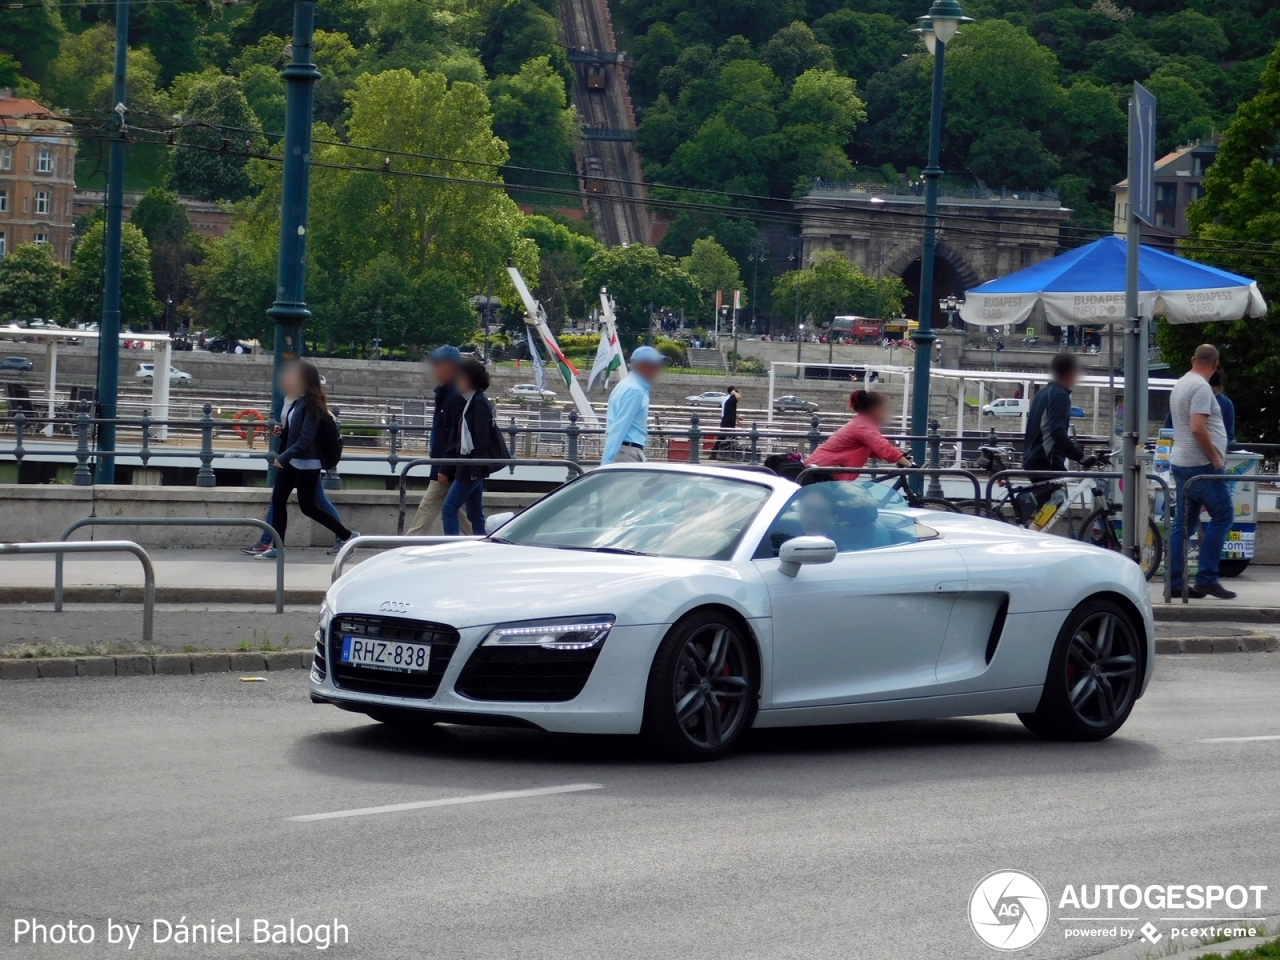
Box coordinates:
[507,383,557,401]
[314,466,1154,760]
[135,363,193,381]
[205,337,251,355]
[773,395,819,414]
[685,391,730,408]
[0,356,34,372]
[981,398,1030,417]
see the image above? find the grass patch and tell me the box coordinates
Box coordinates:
[2,639,149,658]
[1196,936,1280,959]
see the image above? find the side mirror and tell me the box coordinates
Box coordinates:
[777,536,838,577]
[487,511,515,532]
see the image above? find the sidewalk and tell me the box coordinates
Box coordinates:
[1150,565,1280,622]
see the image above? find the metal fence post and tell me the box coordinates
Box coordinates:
[748,421,760,464]
[566,409,580,463]
[196,403,216,487]
[13,411,25,468]
[324,406,343,489]
[926,418,944,498]
[139,413,152,468]
[72,402,93,486]
[807,415,823,454]
[387,415,400,472]
[688,414,702,464]
[507,417,518,459]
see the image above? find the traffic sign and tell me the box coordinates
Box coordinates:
[1129,82,1156,226]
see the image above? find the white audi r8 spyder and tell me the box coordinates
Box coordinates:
[311,465,1154,760]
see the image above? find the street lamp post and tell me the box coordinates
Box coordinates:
[796,323,805,374]
[908,0,971,473]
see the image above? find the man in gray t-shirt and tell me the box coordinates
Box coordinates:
[1167,344,1235,598]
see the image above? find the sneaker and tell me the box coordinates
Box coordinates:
[240,543,269,556]
[326,538,344,556]
[255,547,278,560]
[1196,582,1237,600]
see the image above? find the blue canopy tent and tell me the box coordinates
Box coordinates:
[959,236,1267,327]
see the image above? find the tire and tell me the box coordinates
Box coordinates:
[1018,598,1142,742]
[915,497,961,514]
[1078,507,1162,582]
[642,610,758,762]
[1218,558,1250,578]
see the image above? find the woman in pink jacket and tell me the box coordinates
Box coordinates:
[805,389,912,478]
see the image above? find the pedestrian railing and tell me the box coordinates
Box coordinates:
[394,458,586,534]
[54,518,285,614]
[331,535,482,583]
[795,465,986,504]
[2,540,155,644]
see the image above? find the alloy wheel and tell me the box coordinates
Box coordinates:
[1063,612,1138,728]
[672,625,750,750]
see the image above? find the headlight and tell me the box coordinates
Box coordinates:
[481,616,615,651]
[316,599,333,643]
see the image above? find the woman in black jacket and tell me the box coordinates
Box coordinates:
[441,358,499,535]
[268,360,354,552]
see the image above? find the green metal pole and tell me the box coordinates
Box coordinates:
[909,37,947,474]
[93,0,129,484]
[267,0,320,448]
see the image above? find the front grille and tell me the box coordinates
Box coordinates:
[329,614,460,700]
[454,643,606,702]
[312,628,327,682]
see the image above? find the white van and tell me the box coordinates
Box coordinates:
[981,397,1029,417]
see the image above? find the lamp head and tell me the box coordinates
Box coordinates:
[911,18,937,55]
[925,0,972,44]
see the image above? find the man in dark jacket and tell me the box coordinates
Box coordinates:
[407,345,473,534]
[1023,352,1088,472]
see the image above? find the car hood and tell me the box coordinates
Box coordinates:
[328,540,763,629]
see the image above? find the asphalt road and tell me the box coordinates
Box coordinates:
[2,656,1279,960]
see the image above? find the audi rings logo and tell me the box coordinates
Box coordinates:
[378,600,412,613]
[969,870,1050,951]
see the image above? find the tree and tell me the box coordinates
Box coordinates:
[760,22,833,85]
[232,30,360,132]
[61,222,158,328]
[129,188,203,328]
[580,245,701,341]
[1158,42,1280,443]
[168,76,265,202]
[771,252,905,330]
[521,215,602,326]
[0,0,64,88]
[680,237,742,323]
[0,242,64,321]
[46,25,167,116]
[191,228,276,344]
[489,56,578,186]
[336,254,474,351]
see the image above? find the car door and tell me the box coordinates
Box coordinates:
[752,485,968,708]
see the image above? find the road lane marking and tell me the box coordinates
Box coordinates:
[1197,735,1280,743]
[289,783,605,822]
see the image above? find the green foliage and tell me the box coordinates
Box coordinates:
[771,251,906,328]
[0,242,64,321]
[1160,41,1280,443]
[168,75,265,202]
[190,226,276,343]
[232,30,361,132]
[581,245,701,342]
[489,56,577,185]
[45,24,168,116]
[478,0,570,95]
[521,214,602,324]
[61,222,158,328]
[680,237,743,323]
[0,1,64,88]
[129,188,204,321]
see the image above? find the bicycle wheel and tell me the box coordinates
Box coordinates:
[988,492,1020,524]
[1079,507,1162,581]
[915,497,961,514]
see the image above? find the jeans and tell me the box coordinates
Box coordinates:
[442,477,486,536]
[407,478,472,536]
[1169,463,1234,587]
[270,465,352,546]
[259,474,342,545]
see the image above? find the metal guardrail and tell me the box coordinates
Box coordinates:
[55,518,285,614]
[395,458,586,535]
[3,540,155,643]
[795,465,985,505]
[1176,473,1248,605]
[331,535,482,583]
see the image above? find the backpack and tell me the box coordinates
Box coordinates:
[316,412,344,471]
[482,399,511,477]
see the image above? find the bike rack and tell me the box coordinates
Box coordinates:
[55,518,285,614]
[4,540,155,644]
[1175,473,1249,605]
[331,535,483,583]
[395,458,585,534]
[795,466,985,505]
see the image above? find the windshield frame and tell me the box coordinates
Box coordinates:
[488,466,781,561]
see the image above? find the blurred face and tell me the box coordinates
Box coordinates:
[1060,368,1081,390]
[455,368,475,394]
[861,400,887,425]
[431,359,458,385]
[280,365,304,397]
[633,360,662,383]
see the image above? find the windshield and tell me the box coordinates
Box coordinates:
[492,469,773,560]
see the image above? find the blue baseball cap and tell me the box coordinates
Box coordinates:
[630,345,666,365]
[428,345,461,362]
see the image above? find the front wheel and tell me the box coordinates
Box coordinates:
[1018,598,1143,741]
[1078,507,1162,581]
[642,610,758,761]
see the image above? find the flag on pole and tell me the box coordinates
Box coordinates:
[733,290,741,310]
[588,325,623,391]
[528,333,546,392]
[715,290,723,312]
[542,336,580,389]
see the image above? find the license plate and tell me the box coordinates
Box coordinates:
[340,635,430,673]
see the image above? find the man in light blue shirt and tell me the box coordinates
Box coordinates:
[602,345,665,464]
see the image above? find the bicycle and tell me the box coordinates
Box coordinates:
[877,472,962,514]
[979,446,1164,581]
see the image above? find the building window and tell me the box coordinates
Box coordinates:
[37,149,53,173]
[1020,250,1031,267]
[0,189,6,212]
[1187,183,1205,202]
[0,148,10,170]
[0,232,6,257]
[831,241,845,252]
[1156,184,1178,205]
[35,191,50,215]
[33,232,48,244]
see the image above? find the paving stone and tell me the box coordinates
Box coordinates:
[190,653,231,674]
[0,659,39,679]
[76,657,116,677]
[153,654,192,675]
[229,652,266,672]
[1182,638,1214,654]
[36,658,77,678]
[1211,637,1244,653]
[1155,638,1182,655]
[115,655,154,676]
[264,650,303,671]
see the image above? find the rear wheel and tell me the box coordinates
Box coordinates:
[643,610,758,762]
[1018,598,1142,741]
[1078,507,1162,581]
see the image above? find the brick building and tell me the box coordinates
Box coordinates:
[0,89,78,264]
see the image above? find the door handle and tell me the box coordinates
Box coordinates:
[935,580,967,594]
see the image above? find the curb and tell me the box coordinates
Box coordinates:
[1154,605,1280,624]
[0,650,313,680]
[1155,636,1280,654]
